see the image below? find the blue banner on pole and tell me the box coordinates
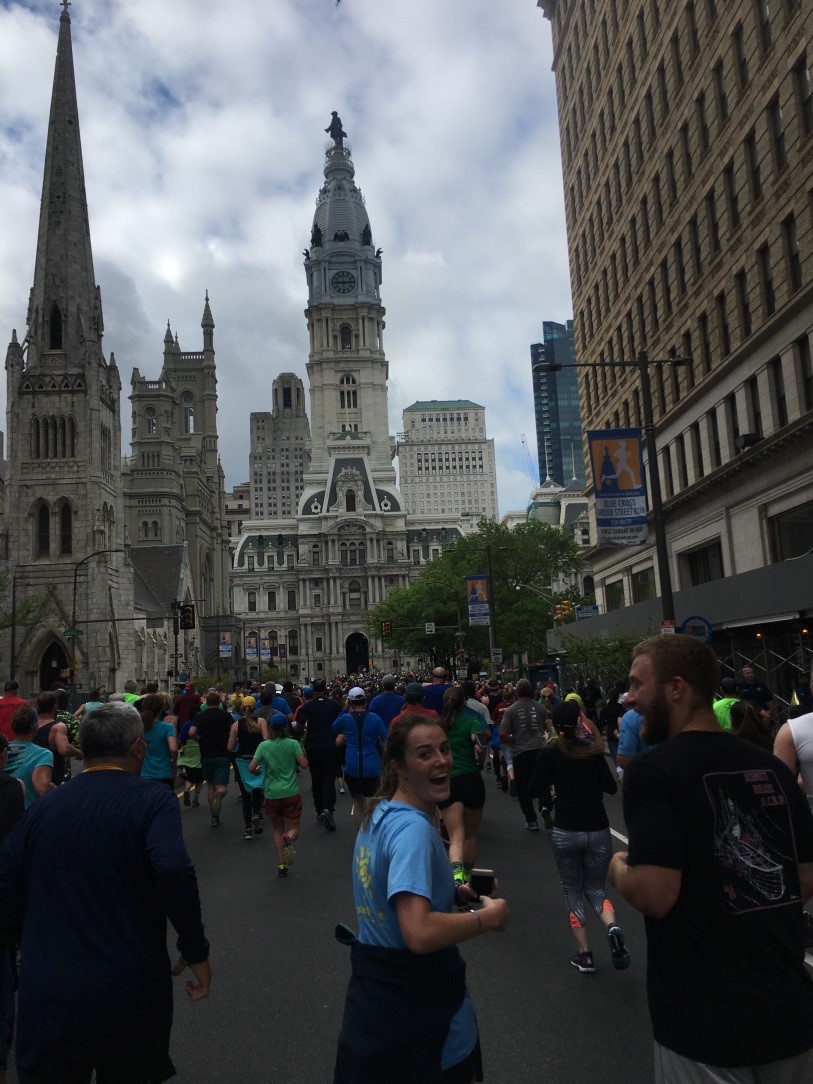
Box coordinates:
[218,630,233,658]
[588,428,648,546]
[466,575,490,627]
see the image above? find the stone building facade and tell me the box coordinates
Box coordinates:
[229,125,462,680]
[537,0,813,691]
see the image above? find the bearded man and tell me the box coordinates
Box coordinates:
[610,634,813,1083]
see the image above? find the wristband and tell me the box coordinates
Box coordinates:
[468,908,482,933]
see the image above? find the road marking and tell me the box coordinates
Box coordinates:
[610,827,628,845]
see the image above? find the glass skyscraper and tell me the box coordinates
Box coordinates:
[530,320,584,489]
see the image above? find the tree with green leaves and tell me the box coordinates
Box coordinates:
[557,631,647,690]
[370,518,584,668]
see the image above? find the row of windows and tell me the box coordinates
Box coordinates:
[30,416,76,460]
[142,393,196,437]
[581,189,808,419]
[574,54,812,315]
[34,500,73,558]
[242,630,300,656]
[416,452,486,474]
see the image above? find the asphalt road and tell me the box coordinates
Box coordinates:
[165,760,655,1084]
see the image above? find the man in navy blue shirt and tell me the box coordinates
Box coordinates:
[369,675,405,728]
[0,702,210,1082]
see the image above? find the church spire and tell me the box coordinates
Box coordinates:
[27,1,102,370]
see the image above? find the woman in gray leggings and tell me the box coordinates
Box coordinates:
[530,699,632,974]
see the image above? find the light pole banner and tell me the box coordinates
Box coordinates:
[245,632,258,662]
[466,574,490,627]
[218,630,233,659]
[260,637,271,663]
[588,428,648,546]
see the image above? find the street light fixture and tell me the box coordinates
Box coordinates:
[69,548,125,691]
[534,350,691,623]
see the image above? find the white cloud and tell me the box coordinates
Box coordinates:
[0,0,572,515]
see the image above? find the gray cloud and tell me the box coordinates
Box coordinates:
[0,0,572,514]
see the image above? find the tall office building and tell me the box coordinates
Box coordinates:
[536,0,813,672]
[397,401,498,520]
[530,319,584,487]
[249,374,311,519]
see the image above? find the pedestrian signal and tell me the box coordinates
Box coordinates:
[179,604,196,630]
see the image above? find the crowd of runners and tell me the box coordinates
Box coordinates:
[2,641,813,1081]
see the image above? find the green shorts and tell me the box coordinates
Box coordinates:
[201,756,230,785]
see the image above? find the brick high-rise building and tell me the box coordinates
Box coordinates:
[537,0,813,688]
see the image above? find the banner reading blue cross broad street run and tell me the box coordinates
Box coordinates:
[245,632,258,662]
[466,574,491,627]
[588,428,648,546]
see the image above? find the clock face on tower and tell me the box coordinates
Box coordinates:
[331,270,357,294]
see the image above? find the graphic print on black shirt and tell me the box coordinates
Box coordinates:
[705,769,802,913]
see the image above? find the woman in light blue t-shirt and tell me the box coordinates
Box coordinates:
[138,693,178,788]
[334,715,510,1083]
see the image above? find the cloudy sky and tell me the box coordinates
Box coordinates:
[0,0,572,515]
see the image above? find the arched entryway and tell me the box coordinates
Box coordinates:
[39,640,70,692]
[345,632,369,675]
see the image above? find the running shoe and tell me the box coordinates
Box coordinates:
[322,809,336,832]
[277,864,289,878]
[210,815,220,828]
[523,820,540,832]
[252,813,263,835]
[338,783,346,794]
[608,926,631,970]
[243,828,253,841]
[571,951,596,974]
[281,834,296,866]
[183,791,191,807]
[541,808,554,830]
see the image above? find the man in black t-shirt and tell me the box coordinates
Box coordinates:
[297,679,342,831]
[610,635,813,1080]
[738,664,776,722]
[189,692,234,827]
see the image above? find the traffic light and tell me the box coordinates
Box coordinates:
[179,604,195,630]
[554,600,574,622]
[381,620,393,637]
[561,599,574,618]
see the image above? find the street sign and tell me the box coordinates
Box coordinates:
[680,615,713,643]
[425,621,435,635]
[660,620,676,635]
[575,604,600,620]
[491,648,503,664]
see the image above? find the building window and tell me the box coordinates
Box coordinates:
[746,375,763,437]
[735,269,751,338]
[782,213,802,293]
[287,589,296,611]
[315,636,323,652]
[347,580,362,609]
[713,60,728,123]
[680,540,724,585]
[662,444,674,497]
[716,291,731,356]
[767,96,787,171]
[605,580,625,611]
[36,504,49,557]
[671,31,683,87]
[732,23,748,88]
[744,130,762,200]
[686,1,699,55]
[797,335,813,410]
[689,215,702,274]
[794,54,813,139]
[769,356,788,427]
[339,374,358,409]
[755,0,772,52]
[698,311,712,374]
[181,393,195,434]
[709,408,722,467]
[723,161,739,229]
[696,92,709,152]
[706,188,720,252]
[59,503,72,555]
[48,305,62,350]
[340,325,352,350]
[632,567,656,603]
[757,243,776,316]
[288,631,299,657]
[676,433,689,489]
[145,408,157,436]
[247,591,257,612]
[267,590,276,610]
[770,500,813,561]
[680,124,692,180]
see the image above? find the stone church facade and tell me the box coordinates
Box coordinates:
[0,5,229,692]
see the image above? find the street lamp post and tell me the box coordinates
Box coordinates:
[534,350,690,624]
[69,548,124,691]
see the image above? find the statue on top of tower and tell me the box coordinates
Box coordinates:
[325,111,347,147]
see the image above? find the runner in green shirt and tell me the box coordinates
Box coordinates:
[249,714,309,877]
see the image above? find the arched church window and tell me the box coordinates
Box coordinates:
[145,408,157,436]
[49,305,62,350]
[339,374,357,410]
[36,503,50,558]
[68,416,76,458]
[59,502,72,555]
[40,418,49,458]
[340,325,352,350]
[152,521,160,539]
[345,489,356,513]
[181,393,195,434]
[31,419,40,459]
[50,417,57,457]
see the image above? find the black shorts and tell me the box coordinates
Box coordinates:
[17,1039,175,1083]
[344,774,379,799]
[437,770,486,811]
[180,766,203,784]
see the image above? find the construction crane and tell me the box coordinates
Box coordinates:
[520,434,538,486]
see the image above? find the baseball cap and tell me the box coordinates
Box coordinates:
[348,686,366,702]
[270,712,288,729]
[242,696,256,710]
[720,677,737,693]
[405,682,424,699]
[303,686,314,697]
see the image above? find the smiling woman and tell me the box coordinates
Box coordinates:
[333,714,510,1084]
